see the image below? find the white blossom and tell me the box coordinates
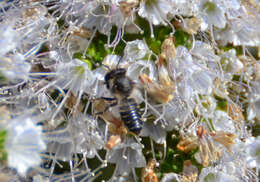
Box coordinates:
[5,117,46,176]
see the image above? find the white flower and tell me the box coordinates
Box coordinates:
[214,16,260,46]
[199,167,240,182]
[222,1,241,18]
[245,136,260,168]
[163,98,193,128]
[32,174,49,182]
[124,40,150,61]
[141,121,166,144]
[220,49,244,74]
[46,114,104,162]
[197,96,217,117]
[138,0,173,37]
[161,173,181,182]
[84,4,123,35]
[247,81,260,120]
[45,128,74,161]
[0,25,18,56]
[127,59,157,82]
[229,18,260,46]
[169,45,215,95]
[66,35,89,55]
[138,0,172,26]
[168,46,197,79]
[190,41,221,69]
[5,117,46,176]
[171,0,200,17]
[212,110,236,133]
[70,114,104,158]
[49,169,104,182]
[56,59,95,95]
[0,54,31,83]
[190,70,213,95]
[106,137,146,175]
[102,54,123,69]
[199,0,226,30]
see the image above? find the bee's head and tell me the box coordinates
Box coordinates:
[104,68,134,97]
[104,68,126,89]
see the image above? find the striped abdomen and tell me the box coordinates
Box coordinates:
[120,98,143,135]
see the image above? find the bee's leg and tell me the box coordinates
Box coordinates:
[100,97,117,101]
[95,100,118,115]
[92,96,116,101]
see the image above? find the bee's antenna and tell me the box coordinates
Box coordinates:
[116,56,123,69]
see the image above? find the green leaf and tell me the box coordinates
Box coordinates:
[0,130,7,139]
[0,151,7,161]
[174,30,190,47]
[148,38,161,55]
[253,124,260,137]
[0,130,7,161]
[216,99,228,111]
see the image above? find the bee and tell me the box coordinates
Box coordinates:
[99,62,143,135]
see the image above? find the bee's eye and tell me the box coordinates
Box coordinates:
[105,74,110,82]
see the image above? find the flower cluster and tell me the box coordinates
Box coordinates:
[0,0,259,181]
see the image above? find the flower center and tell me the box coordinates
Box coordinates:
[202,1,217,13]
[145,0,157,8]
[74,66,85,75]
[204,173,217,182]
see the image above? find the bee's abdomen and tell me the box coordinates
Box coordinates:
[120,98,143,135]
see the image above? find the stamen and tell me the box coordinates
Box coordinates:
[69,159,75,182]
[132,168,138,182]
[149,20,154,38]
[150,137,156,159]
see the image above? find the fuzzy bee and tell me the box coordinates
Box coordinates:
[99,62,143,135]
